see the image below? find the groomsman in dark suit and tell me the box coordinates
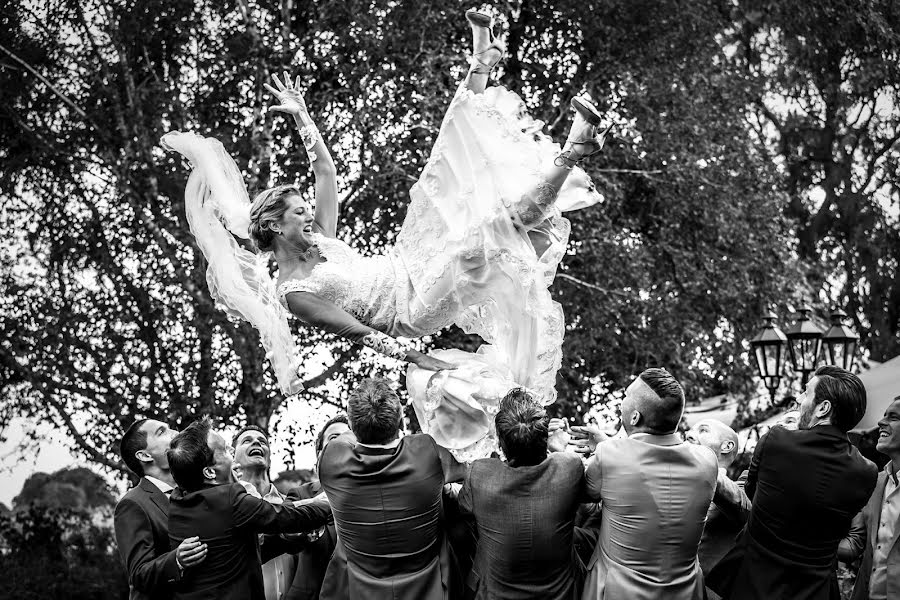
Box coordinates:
[317,378,468,600]
[839,395,900,600]
[285,414,351,600]
[114,419,208,600]
[166,417,331,600]
[708,365,879,600]
[458,388,587,600]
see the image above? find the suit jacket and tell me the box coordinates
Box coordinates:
[581,432,719,600]
[115,478,182,600]
[317,433,468,600]
[284,481,337,600]
[167,481,330,600]
[839,466,900,600]
[699,470,751,576]
[458,452,587,600]
[708,425,878,600]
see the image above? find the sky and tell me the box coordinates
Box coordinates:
[0,396,339,508]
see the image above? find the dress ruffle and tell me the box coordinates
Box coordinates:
[399,84,602,459]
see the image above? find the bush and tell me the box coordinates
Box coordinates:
[0,506,128,600]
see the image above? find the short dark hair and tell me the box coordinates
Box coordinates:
[120,419,150,476]
[813,365,867,432]
[495,388,549,465]
[167,417,214,492]
[232,424,268,449]
[347,378,402,445]
[316,414,350,454]
[638,368,685,434]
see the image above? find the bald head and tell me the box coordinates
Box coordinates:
[686,418,739,468]
[621,368,685,435]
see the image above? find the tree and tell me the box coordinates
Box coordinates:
[0,506,127,599]
[13,467,116,512]
[730,0,900,362]
[1,0,804,476]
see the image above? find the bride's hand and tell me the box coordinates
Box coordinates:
[406,350,457,372]
[264,72,308,118]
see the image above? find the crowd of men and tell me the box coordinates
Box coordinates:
[113,364,899,600]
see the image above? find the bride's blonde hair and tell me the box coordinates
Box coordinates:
[248,185,302,251]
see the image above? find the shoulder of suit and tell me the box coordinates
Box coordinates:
[548,451,584,468]
[115,483,151,515]
[689,443,720,466]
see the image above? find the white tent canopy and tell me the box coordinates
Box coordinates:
[853,354,900,431]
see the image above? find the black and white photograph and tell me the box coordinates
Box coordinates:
[1,0,899,598]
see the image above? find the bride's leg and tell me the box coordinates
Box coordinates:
[512,101,609,231]
[464,10,504,95]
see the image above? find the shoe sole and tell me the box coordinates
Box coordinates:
[571,97,603,127]
[465,10,492,27]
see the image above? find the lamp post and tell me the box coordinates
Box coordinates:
[821,308,859,372]
[784,304,824,390]
[749,310,787,405]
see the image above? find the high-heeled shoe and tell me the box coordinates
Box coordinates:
[555,97,612,168]
[466,9,505,74]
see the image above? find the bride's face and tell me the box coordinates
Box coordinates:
[277,194,316,251]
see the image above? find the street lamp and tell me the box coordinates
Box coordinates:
[749,310,787,405]
[821,308,859,372]
[785,304,824,389]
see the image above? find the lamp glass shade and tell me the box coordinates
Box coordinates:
[821,310,859,372]
[749,311,787,379]
[785,306,823,375]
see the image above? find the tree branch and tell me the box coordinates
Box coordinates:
[557,273,630,297]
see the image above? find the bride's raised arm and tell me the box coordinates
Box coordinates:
[265,73,338,238]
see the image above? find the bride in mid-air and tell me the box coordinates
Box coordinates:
[164,8,609,455]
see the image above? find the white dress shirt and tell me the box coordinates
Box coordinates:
[144,475,174,495]
[259,484,297,600]
[870,465,900,600]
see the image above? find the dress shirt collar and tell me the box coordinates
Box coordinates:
[628,431,683,446]
[886,461,900,487]
[262,482,284,503]
[144,475,174,495]
[357,437,402,449]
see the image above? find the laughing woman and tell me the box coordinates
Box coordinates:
[163,8,610,456]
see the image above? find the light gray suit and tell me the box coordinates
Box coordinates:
[581,432,718,600]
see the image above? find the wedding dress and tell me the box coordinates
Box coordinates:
[164,83,602,460]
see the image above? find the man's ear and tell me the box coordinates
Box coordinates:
[630,411,642,427]
[720,439,736,456]
[202,466,217,481]
[135,449,153,464]
[815,399,832,419]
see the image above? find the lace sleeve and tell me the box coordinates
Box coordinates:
[278,279,317,307]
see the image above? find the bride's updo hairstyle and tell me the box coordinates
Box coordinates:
[248,184,302,251]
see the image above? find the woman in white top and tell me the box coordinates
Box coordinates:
[164,8,609,456]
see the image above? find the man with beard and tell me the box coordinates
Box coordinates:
[115,418,208,600]
[839,395,900,600]
[166,417,331,600]
[708,365,878,600]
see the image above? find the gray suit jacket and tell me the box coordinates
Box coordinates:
[458,452,588,600]
[581,432,718,600]
[840,467,900,600]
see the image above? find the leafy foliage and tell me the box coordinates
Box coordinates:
[0,506,127,599]
[0,0,895,478]
[13,467,117,512]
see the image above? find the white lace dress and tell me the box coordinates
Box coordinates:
[278,84,602,458]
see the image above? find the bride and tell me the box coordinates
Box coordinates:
[164,9,609,456]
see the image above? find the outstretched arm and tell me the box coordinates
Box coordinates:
[266,73,338,238]
[284,290,454,371]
